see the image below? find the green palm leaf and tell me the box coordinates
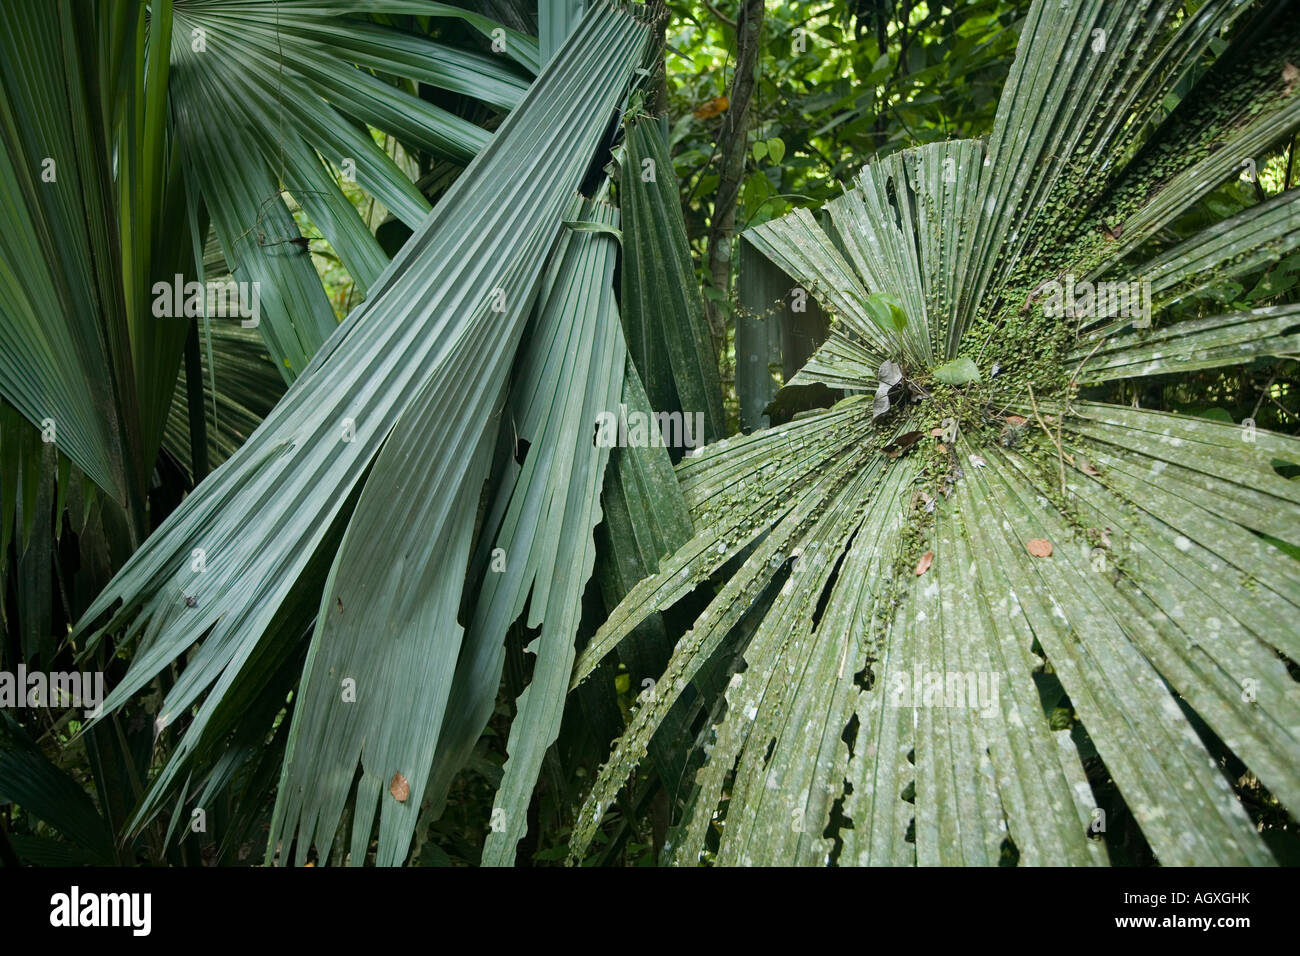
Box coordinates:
[162,322,286,473]
[0,0,147,520]
[619,107,726,446]
[166,0,537,378]
[0,0,533,531]
[76,0,652,867]
[474,200,625,866]
[0,715,117,865]
[569,0,1300,865]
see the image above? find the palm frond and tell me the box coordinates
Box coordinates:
[0,0,145,518]
[619,107,726,446]
[74,0,652,868]
[568,0,1300,866]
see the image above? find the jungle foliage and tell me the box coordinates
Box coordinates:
[1,0,1298,867]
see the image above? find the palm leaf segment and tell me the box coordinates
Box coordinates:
[74,1,652,866]
[572,0,1300,865]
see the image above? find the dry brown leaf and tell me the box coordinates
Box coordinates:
[915,551,934,575]
[1026,538,1053,557]
[883,430,924,459]
[389,771,410,802]
[1005,414,1027,426]
[1080,460,1101,476]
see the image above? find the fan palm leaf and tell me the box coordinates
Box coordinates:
[72,0,653,867]
[569,0,1300,866]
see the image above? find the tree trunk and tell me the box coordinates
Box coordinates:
[648,0,670,122]
[705,0,764,357]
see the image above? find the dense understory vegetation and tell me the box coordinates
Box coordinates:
[1,0,1298,867]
